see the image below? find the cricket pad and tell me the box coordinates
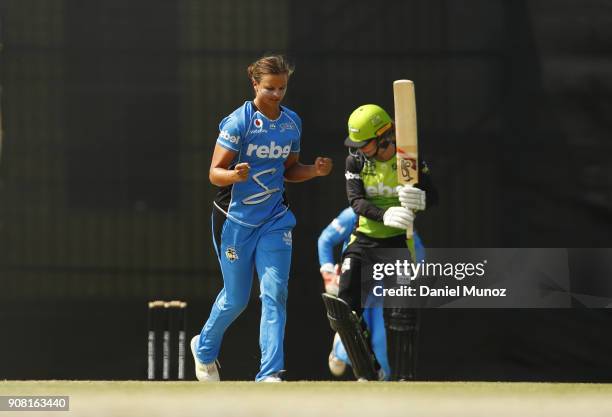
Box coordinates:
[321,293,379,380]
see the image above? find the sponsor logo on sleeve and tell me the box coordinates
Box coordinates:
[219,130,240,144]
[331,219,346,234]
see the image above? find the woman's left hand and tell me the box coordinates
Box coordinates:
[314,157,333,177]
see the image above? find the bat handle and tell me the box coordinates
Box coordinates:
[406,219,414,239]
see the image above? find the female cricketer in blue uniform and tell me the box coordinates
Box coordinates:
[191,55,332,382]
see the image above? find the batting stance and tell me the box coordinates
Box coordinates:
[322,104,437,381]
[191,55,332,382]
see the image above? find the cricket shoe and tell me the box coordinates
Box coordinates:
[357,369,386,382]
[259,371,286,383]
[328,333,347,377]
[190,335,220,381]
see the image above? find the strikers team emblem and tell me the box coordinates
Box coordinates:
[225,247,239,262]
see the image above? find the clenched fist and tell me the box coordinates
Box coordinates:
[314,157,333,177]
[233,162,250,182]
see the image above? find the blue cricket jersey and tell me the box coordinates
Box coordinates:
[318,207,357,267]
[213,101,301,227]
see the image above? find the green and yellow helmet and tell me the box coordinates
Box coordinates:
[344,104,393,148]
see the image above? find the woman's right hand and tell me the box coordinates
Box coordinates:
[233,162,251,182]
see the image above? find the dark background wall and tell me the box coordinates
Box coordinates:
[0,0,611,381]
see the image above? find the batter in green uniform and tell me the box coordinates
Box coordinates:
[340,104,438,380]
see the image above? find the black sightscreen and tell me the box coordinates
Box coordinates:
[65,1,179,210]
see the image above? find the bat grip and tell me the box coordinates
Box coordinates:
[405,221,414,239]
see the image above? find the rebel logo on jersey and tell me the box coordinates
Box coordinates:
[246,142,292,159]
[254,118,263,128]
[365,183,401,197]
[219,130,240,144]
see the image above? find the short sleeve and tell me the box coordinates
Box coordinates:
[291,134,301,153]
[216,115,243,152]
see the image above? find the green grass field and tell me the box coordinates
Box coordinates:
[1,381,612,417]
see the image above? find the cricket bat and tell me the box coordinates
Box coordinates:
[393,80,419,239]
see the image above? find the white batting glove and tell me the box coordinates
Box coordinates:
[382,206,415,230]
[325,281,339,296]
[320,263,339,296]
[398,184,426,211]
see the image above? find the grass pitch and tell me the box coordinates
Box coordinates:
[1,381,611,417]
